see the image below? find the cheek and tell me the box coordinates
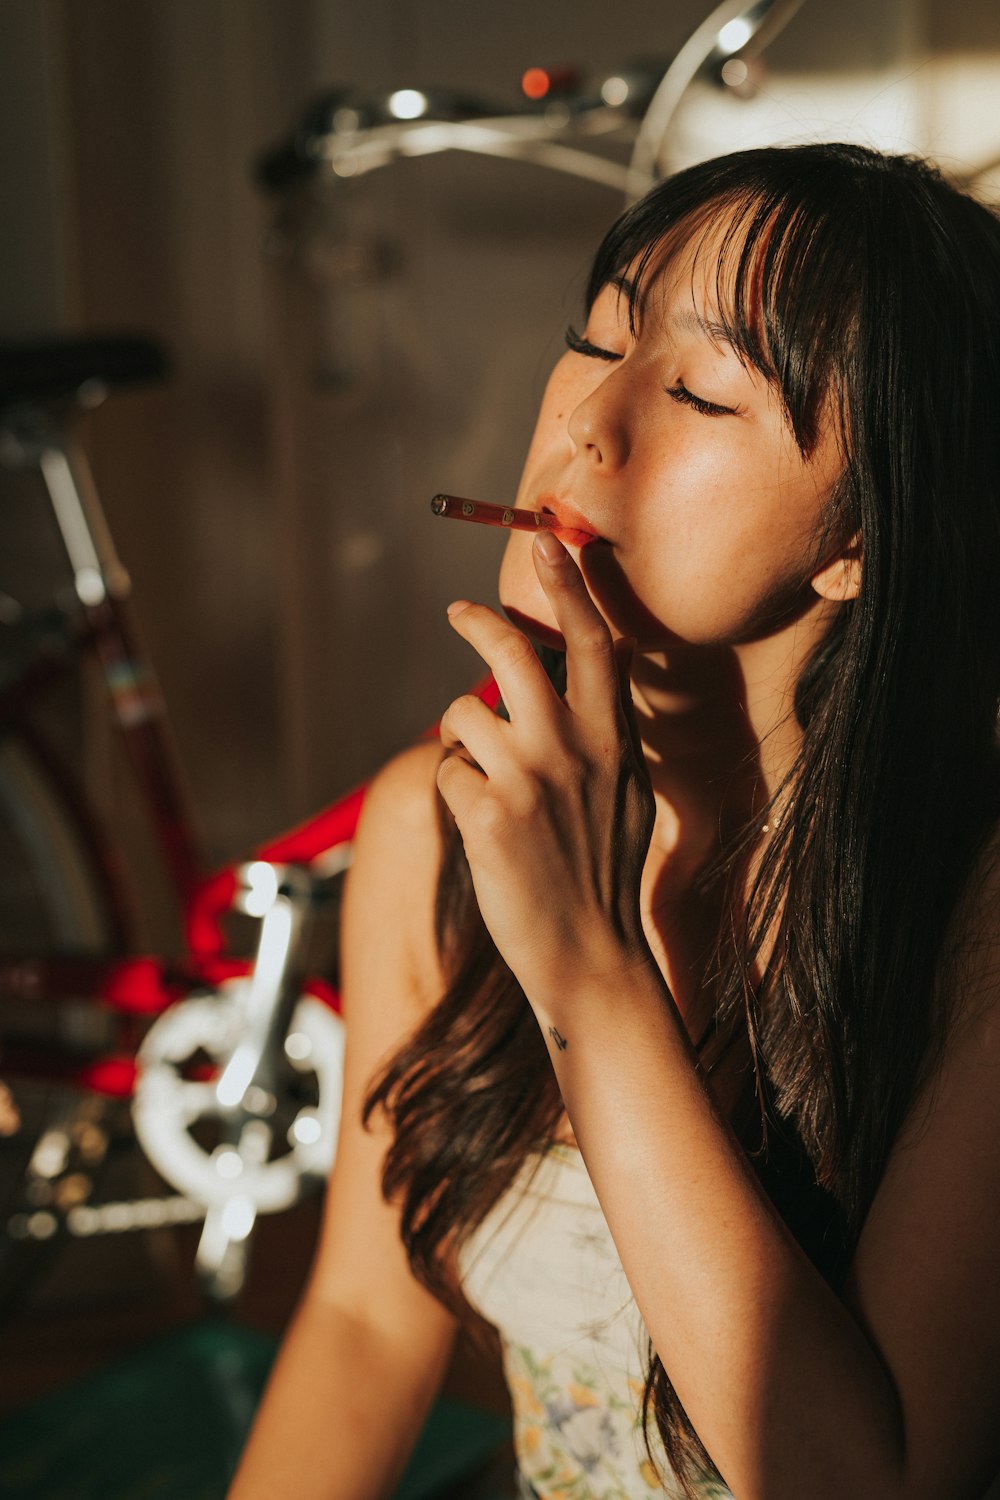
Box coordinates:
[498,531,546,612]
[620,489,829,644]
[513,358,599,500]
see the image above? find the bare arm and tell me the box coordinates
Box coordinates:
[228,742,457,1500]
[437,537,1000,1500]
[534,931,1000,1500]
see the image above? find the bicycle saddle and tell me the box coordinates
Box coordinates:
[0,335,169,412]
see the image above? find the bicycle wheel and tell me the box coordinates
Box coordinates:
[0,728,130,1312]
[0,730,124,952]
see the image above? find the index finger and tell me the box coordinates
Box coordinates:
[446,599,558,726]
[533,531,618,716]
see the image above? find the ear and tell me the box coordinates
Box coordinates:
[811,531,861,602]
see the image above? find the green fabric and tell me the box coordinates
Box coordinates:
[0,1320,510,1500]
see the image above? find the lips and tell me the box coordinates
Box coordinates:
[539,500,607,547]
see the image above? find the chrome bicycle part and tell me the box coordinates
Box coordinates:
[133,983,344,1294]
[133,984,343,1210]
[628,0,807,188]
[260,91,641,195]
[133,863,344,1297]
[255,4,810,207]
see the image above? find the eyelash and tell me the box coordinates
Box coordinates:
[564,326,738,417]
[665,384,739,418]
[564,326,621,362]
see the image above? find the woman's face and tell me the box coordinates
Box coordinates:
[499,233,848,652]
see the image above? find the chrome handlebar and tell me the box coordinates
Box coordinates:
[255,0,809,205]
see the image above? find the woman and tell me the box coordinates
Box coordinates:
[229,143,1000,1500]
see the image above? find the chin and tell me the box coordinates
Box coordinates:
[501,601,567,652]
[498,576,564,648]
[498,545,560,644]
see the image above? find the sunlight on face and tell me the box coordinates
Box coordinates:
[499,221,849,655]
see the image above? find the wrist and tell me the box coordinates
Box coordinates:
[524,933,668,1028]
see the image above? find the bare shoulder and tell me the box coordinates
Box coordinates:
[342,739,448,1022]
[354,738,445,847]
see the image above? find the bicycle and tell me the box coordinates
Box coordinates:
[0,0,809,1312]
[0,334,373,1304]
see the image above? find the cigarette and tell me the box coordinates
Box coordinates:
[430,494,559,532]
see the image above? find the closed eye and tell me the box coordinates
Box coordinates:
[667,382,740,417]
[564,326,623,363]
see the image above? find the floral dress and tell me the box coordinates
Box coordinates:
[458,1143,733,1500]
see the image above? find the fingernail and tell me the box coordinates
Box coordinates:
[446,600,471,618]
[535,530,566,564]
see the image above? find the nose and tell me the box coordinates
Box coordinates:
[566,370,629,471]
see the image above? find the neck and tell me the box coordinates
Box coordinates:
[629,602,840,1050]
[632,598,841,866]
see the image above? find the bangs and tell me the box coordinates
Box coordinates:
[586,163,865,455]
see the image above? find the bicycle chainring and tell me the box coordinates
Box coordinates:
[132,982,344,1217]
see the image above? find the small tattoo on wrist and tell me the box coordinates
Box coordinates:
[548,1025,568,1051]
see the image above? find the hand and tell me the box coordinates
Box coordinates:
[436,530,656,1007]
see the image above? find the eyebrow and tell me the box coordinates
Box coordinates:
[672,307,740,352]
[607,275,738,354]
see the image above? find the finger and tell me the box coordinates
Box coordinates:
[436,748,487,825]
[438,693,508,777]
[446,601,556,725]
[532,532,617,716]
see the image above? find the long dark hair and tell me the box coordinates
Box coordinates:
[365,143,1000,1493]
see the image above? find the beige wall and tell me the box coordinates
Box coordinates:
[2,0,999,914]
